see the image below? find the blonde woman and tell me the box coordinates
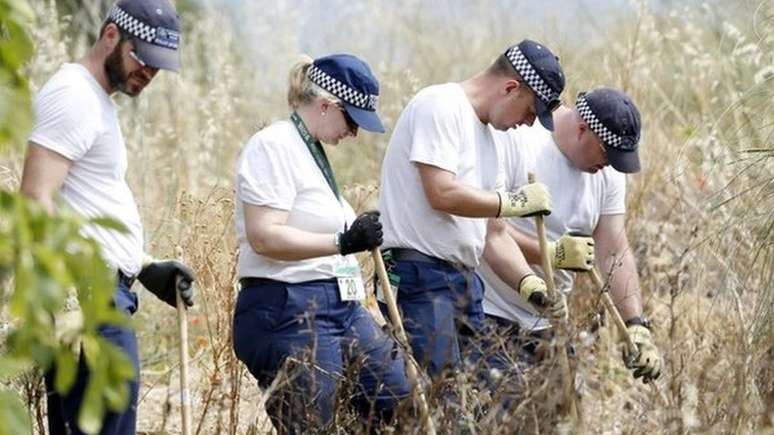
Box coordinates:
[232,54,409,433]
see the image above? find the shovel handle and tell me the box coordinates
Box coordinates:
[589,267,638,356]
[175,271,192,435]
[528,173,557,298]
[527,173,578,422]
[371,249,436,435]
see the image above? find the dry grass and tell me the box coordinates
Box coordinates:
[3,0,773,433]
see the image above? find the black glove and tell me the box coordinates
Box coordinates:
[338,211,383,256]
[137,260,195,308]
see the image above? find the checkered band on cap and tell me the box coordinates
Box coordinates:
[109,5,156,44]
[307,64,379,111]
[505,46,560,103]
[576,95,624,149]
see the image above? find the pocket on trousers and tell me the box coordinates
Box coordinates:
[234,285,290,331]
[392,261,422,296]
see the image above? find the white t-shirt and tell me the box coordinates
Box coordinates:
[479,123,626,330]
[28,63,144,275]
[378,83,502,268]
[235,120,360,283]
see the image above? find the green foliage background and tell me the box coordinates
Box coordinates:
[1,1,137,434]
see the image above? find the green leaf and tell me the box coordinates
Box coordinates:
[10,251,35,317]
[0,389,31,435]
[78,375,106,435]
[54,350,79,395]
[0,355,32,381]
[32,245,72,286]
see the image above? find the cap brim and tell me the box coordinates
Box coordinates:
[535,98,555,131]
[134,39,180,73]
[606,147,640,173]
[345,104,385,133]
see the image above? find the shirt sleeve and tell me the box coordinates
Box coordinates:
[28,81,100,161]
[407,94,462,174]
[601,169,626,215]
[236,136,297,210]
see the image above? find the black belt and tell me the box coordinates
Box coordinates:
[388,248,470,271]
[239,277,337,289]
[239,277,278,288]
[118,270,135,287]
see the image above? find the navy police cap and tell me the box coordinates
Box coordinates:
[504,39,565,131]
[108,0,181,72]
[308,54,385,133]
[576,87,642,173]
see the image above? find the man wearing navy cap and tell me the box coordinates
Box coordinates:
[479,87,662,383]
[377,40,582,380]
[20,1,195,433]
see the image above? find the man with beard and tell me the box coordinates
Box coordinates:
[20,1,195,434]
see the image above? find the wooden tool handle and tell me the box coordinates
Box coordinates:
[371,249,435,435]
[175,276,192,435]
[528,173,557,298]
[590,267,638,355]
[174,246,192,435]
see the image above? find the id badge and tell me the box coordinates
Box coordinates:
[335,257,366,301]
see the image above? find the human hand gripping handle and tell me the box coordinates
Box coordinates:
[338,211,383,255]
[624,324,662,383]
[137,258,196,308]
[548,233,595,271]
[519,274,567,321]
[496,183,552,218]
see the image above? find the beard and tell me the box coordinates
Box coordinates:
[104,42,144,97]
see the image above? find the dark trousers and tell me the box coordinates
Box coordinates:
[45,279,140,435]
[232,278,410,434]
[378,256,486,378]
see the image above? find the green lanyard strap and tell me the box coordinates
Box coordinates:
[290,111,341,200]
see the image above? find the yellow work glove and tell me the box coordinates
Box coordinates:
[518,274,567,321]
[497,183,552,218]
[547,233,595,271]
[624,324,662,383]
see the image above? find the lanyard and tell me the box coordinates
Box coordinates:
[290,111,340,200]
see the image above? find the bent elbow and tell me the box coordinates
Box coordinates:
[246,230,272,256]
[426,191,454,213]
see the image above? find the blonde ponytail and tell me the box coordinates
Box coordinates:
[287,54,340,109]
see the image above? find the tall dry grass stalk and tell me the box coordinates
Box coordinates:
[2,0,772,433]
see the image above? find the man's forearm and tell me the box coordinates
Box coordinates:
[426,181,500,218]
[483,219,533,290]
[600,250,643,321]
[416,162,500,218]
[505,225,543,265]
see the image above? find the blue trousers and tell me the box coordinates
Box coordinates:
[380,259,486,378]
[232,278,410,433]
[45,279,140,435]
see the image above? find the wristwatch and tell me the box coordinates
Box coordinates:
[625,316,652,330]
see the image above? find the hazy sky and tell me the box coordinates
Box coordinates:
[198,0,642,57]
